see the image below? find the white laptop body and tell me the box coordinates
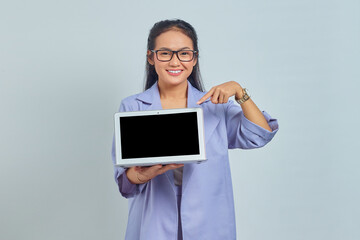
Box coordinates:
[114,108,207,168]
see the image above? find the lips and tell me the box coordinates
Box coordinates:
[167,69,183,76]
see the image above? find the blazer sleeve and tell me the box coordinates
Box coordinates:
[225,100,279,149]
[111,100,147,198]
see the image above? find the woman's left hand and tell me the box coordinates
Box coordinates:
[197,81,243,105]
[197,81,273,132]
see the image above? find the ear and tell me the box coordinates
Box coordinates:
[193,55,198,66]
[147,50,155,65]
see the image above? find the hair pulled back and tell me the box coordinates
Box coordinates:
[145,19,204,92]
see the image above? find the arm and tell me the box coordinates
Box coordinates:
[225,101,278,149]
[111,100,144,198]
[197,81,278,149]
[198,81,271,131]
[112,100,183,198]
[238,98,272,132]
[111,136,140,198]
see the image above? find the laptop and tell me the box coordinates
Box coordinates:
[114,108,207,167]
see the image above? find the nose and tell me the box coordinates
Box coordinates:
[169,52,180,66]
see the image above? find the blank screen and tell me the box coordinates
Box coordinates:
[119,112,200,159]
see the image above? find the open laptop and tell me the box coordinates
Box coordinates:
[114,108,206,167]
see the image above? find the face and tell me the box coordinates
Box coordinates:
[148,29,197,88]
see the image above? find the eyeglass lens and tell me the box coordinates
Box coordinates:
[156,50,194,62]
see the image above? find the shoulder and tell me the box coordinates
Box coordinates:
[121,93,140,105]
[118,93,142,112]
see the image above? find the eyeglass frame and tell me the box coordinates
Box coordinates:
[150,49,198,62]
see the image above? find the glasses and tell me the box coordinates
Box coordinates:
[151,50,197,62]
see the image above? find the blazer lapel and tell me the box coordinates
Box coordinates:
[182,82,220,194]
[136,82,163,111]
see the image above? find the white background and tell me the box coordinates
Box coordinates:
[1,0,359,239]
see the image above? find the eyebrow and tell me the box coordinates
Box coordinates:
[158,47,192,51]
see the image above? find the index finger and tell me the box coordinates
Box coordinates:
[197,88,215,105]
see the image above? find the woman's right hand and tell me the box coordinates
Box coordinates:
[126,164,184,184]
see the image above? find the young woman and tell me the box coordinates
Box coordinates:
[112,19,279,240]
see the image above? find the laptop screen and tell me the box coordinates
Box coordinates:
[119,112,200,159]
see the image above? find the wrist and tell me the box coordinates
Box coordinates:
[136,172,148,184]
[235,88,250,105]
[235,86,244,100]
[126,168,139,184]
[126,168,148,184]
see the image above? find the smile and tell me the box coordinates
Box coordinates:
[167,70,182,73]
[167,70,183,76]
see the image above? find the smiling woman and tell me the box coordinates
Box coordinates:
[148,28,197,93]
[111,19,279,240]
[145,20,203,92]
[147,29,199,94]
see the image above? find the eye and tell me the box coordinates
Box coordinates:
[180,51,190,56]
[159,51,171,56]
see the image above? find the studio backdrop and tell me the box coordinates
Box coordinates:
[0,0,359,239]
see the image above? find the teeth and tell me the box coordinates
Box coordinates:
[168,70,181,73]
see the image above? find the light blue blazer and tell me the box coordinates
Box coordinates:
[112,81,279,240]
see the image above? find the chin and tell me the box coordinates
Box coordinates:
[160,77,188,86]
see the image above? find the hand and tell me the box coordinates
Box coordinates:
[126,164,184,184]
[197,81,243,105]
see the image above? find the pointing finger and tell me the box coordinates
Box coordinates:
[197,88,215,105]
[211,88,221,104]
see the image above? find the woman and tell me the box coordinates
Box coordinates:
[112,19,278,240]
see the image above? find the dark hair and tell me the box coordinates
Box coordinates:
[144,19,204,92]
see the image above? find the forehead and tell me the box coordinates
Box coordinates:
[155,29,194,49]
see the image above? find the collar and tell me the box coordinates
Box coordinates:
[136,80,209,108]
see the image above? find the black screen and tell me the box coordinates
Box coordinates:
[119,112,200,159]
